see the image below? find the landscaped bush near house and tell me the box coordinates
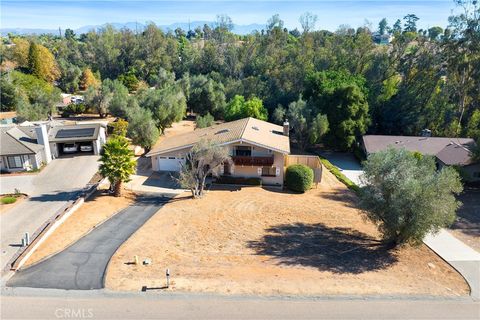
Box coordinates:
[215,176,262,186]
[1,196,17,204]
[285,164,313,192]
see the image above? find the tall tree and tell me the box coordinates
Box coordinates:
[378,18,388,35]
[99,136,136,197]
[28,43,59,83]
[360,148,463,247]
[299,12,318,33]
[403,14,419,33]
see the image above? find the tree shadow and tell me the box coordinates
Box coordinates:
[451,189,480,238]
[29,190,82,202]
[247,223,397,274]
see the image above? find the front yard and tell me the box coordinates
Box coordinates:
[106,169,469,296]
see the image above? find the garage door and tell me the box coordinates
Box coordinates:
[158,156,185,172]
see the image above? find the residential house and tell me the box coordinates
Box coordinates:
[0,121,106,172]
[361,135,480,182]
[146,117,291,186]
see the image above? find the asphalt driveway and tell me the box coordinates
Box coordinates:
[1,155,100,271]
[318,151,364,186]
[7,194,173,290]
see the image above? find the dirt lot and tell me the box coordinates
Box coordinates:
[106,170,469,296]
[24,190,136,267]
[152,120,196,150]
[450,189,480,252]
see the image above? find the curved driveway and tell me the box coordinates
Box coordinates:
[7,194,173,290]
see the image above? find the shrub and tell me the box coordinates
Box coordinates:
[196,113,214,128]
[215,176,262,186]
[285,164,313,192]
[1,196,17,204]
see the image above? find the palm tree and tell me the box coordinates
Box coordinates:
[99,136,136,197]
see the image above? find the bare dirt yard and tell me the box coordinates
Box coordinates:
[106,170,469,297]
[450,188,480,253]
[24,190,136,267]
[152,120,196,150]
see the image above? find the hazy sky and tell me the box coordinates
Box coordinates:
[1,1,460,31]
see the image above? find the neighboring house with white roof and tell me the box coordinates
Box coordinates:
[361,135,479,182]
[0,121,106,172]
[146,117,291,186]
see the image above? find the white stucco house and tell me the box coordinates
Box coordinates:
[0,121,106,172]
[146,117,291,186]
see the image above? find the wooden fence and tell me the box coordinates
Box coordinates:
[285,155,323,185]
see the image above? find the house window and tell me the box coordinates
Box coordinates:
[7,156,23,169]
[261,166,276,177]
[235,146,251,156]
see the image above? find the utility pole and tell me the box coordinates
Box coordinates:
[58,27,62,37]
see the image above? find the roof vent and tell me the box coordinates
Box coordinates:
[252,126,259,131]
[215,129,229,135]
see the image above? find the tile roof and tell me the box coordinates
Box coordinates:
[147,117,290,156]
[0,126,44,156]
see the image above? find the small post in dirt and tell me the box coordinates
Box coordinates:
[134,255,139,265]
[166,268,170,288]
[25,232,30,246]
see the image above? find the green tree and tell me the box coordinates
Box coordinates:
[127,105,160,151]
[465,109,480,140]
[137,84,186,132]
[188,74,226,117]
[359,148,463,247]
[111,118,129,137]
[428,26,443,40]
[392,19,402,34]
[99,136,136,197]
[57,59,82,93]
[196,112,215,128]
[305,70,370,150]
[378,18,388,35]
[403,14,419,33]
[224,95,268,121]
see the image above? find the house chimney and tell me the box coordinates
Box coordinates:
[283,120,290,136]
[35,124,52,163]
[421,129,432,137]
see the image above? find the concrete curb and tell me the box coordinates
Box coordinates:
[6,183,99,272]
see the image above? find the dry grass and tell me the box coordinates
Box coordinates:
[24,190,136,267]
[152,120,196,150]
[106,170,469,296]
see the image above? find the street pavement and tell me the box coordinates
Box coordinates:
[424,229,480,300]
[6,194,173,290]
[0,155,100,272]
[1,288,479,320]
[318,151,364,186]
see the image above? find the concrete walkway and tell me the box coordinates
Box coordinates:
[6,194,174,290]
[424,229,480,300]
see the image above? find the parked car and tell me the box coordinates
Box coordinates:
[63,143,78,153]
[80,143,93,152]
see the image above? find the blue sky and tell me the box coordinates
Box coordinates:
[1,1,459,31]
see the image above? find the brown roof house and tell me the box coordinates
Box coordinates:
[361,135,480,182]
[146,117,291,186]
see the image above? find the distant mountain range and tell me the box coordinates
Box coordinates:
[0,21,265,36]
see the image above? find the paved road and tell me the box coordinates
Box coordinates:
[318,151,364,186]
[7,194,173,290]
[0,155,100,271]
[1,289,479,319]
[424,229,480,300]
